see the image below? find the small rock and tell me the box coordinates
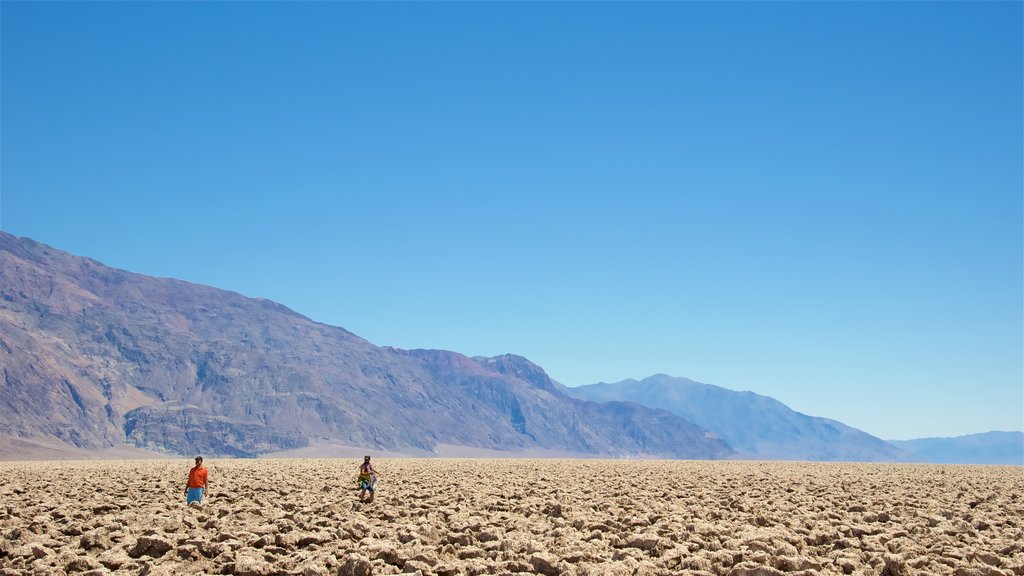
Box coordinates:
[301,564,328,576]
[626,534,662,551]
[773,543,799,557]
[80,532,113,551]
[881,555,913,576]
[772,557,821,572]
[139,561,179,576]
[457,546,485,559]
[199,541,229,558]
[446,532,472,546]
[745,540,773,554]
[359,538,402,566]
[339,553,372,576]
[727,562,785,576]
[30,544,52,559]
[61,523,86,536]
[128,535,173,559]
[234,552,274,576]
[9,544,34,558]
[416,525,441,544]
[476,529,501,543]
[409,551,437,566]
[97,550,133,570]
[530,552,561,576]
[65,555,102,573]
[976,552,1002,567]
[276,532,302,549]
[683,557,714,572]
[402,560,430,574]
[299,561,327,573]
[298,532,330,548]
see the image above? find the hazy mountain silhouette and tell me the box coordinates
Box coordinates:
[0,232,734,459]
[889,431,1023,465]
[565,374,912,462]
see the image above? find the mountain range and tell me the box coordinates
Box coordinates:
[0,232,731,459]
[1,232,1014,464]
[564,375,911,462]
[888,431,1023,465]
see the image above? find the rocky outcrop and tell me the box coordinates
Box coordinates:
[123,405,309,457]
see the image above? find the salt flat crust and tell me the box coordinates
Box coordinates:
[0,459,1021,575]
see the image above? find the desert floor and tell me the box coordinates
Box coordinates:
[0,459,1021,576]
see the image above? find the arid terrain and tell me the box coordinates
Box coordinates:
[1,459,1021,576]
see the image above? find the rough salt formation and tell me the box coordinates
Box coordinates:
[0,459,1021,576]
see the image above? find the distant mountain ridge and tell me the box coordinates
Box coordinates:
[0,232,734,459]
[889,432,1023,465]
[566,374,912,462]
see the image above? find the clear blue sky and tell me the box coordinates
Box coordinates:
[2,2,1021,440]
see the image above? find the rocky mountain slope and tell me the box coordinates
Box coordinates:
[565,374,912,462]
[0,232,734,459]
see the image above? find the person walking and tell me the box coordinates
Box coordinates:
[185,456,209,506]
[357,455,379,503]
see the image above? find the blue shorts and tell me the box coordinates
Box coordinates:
[187,487,205,504]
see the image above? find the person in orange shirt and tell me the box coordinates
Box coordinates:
[185,456,208,506]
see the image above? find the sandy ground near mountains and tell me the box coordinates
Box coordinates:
[1,459,1022,576]
[0,438,173,462]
